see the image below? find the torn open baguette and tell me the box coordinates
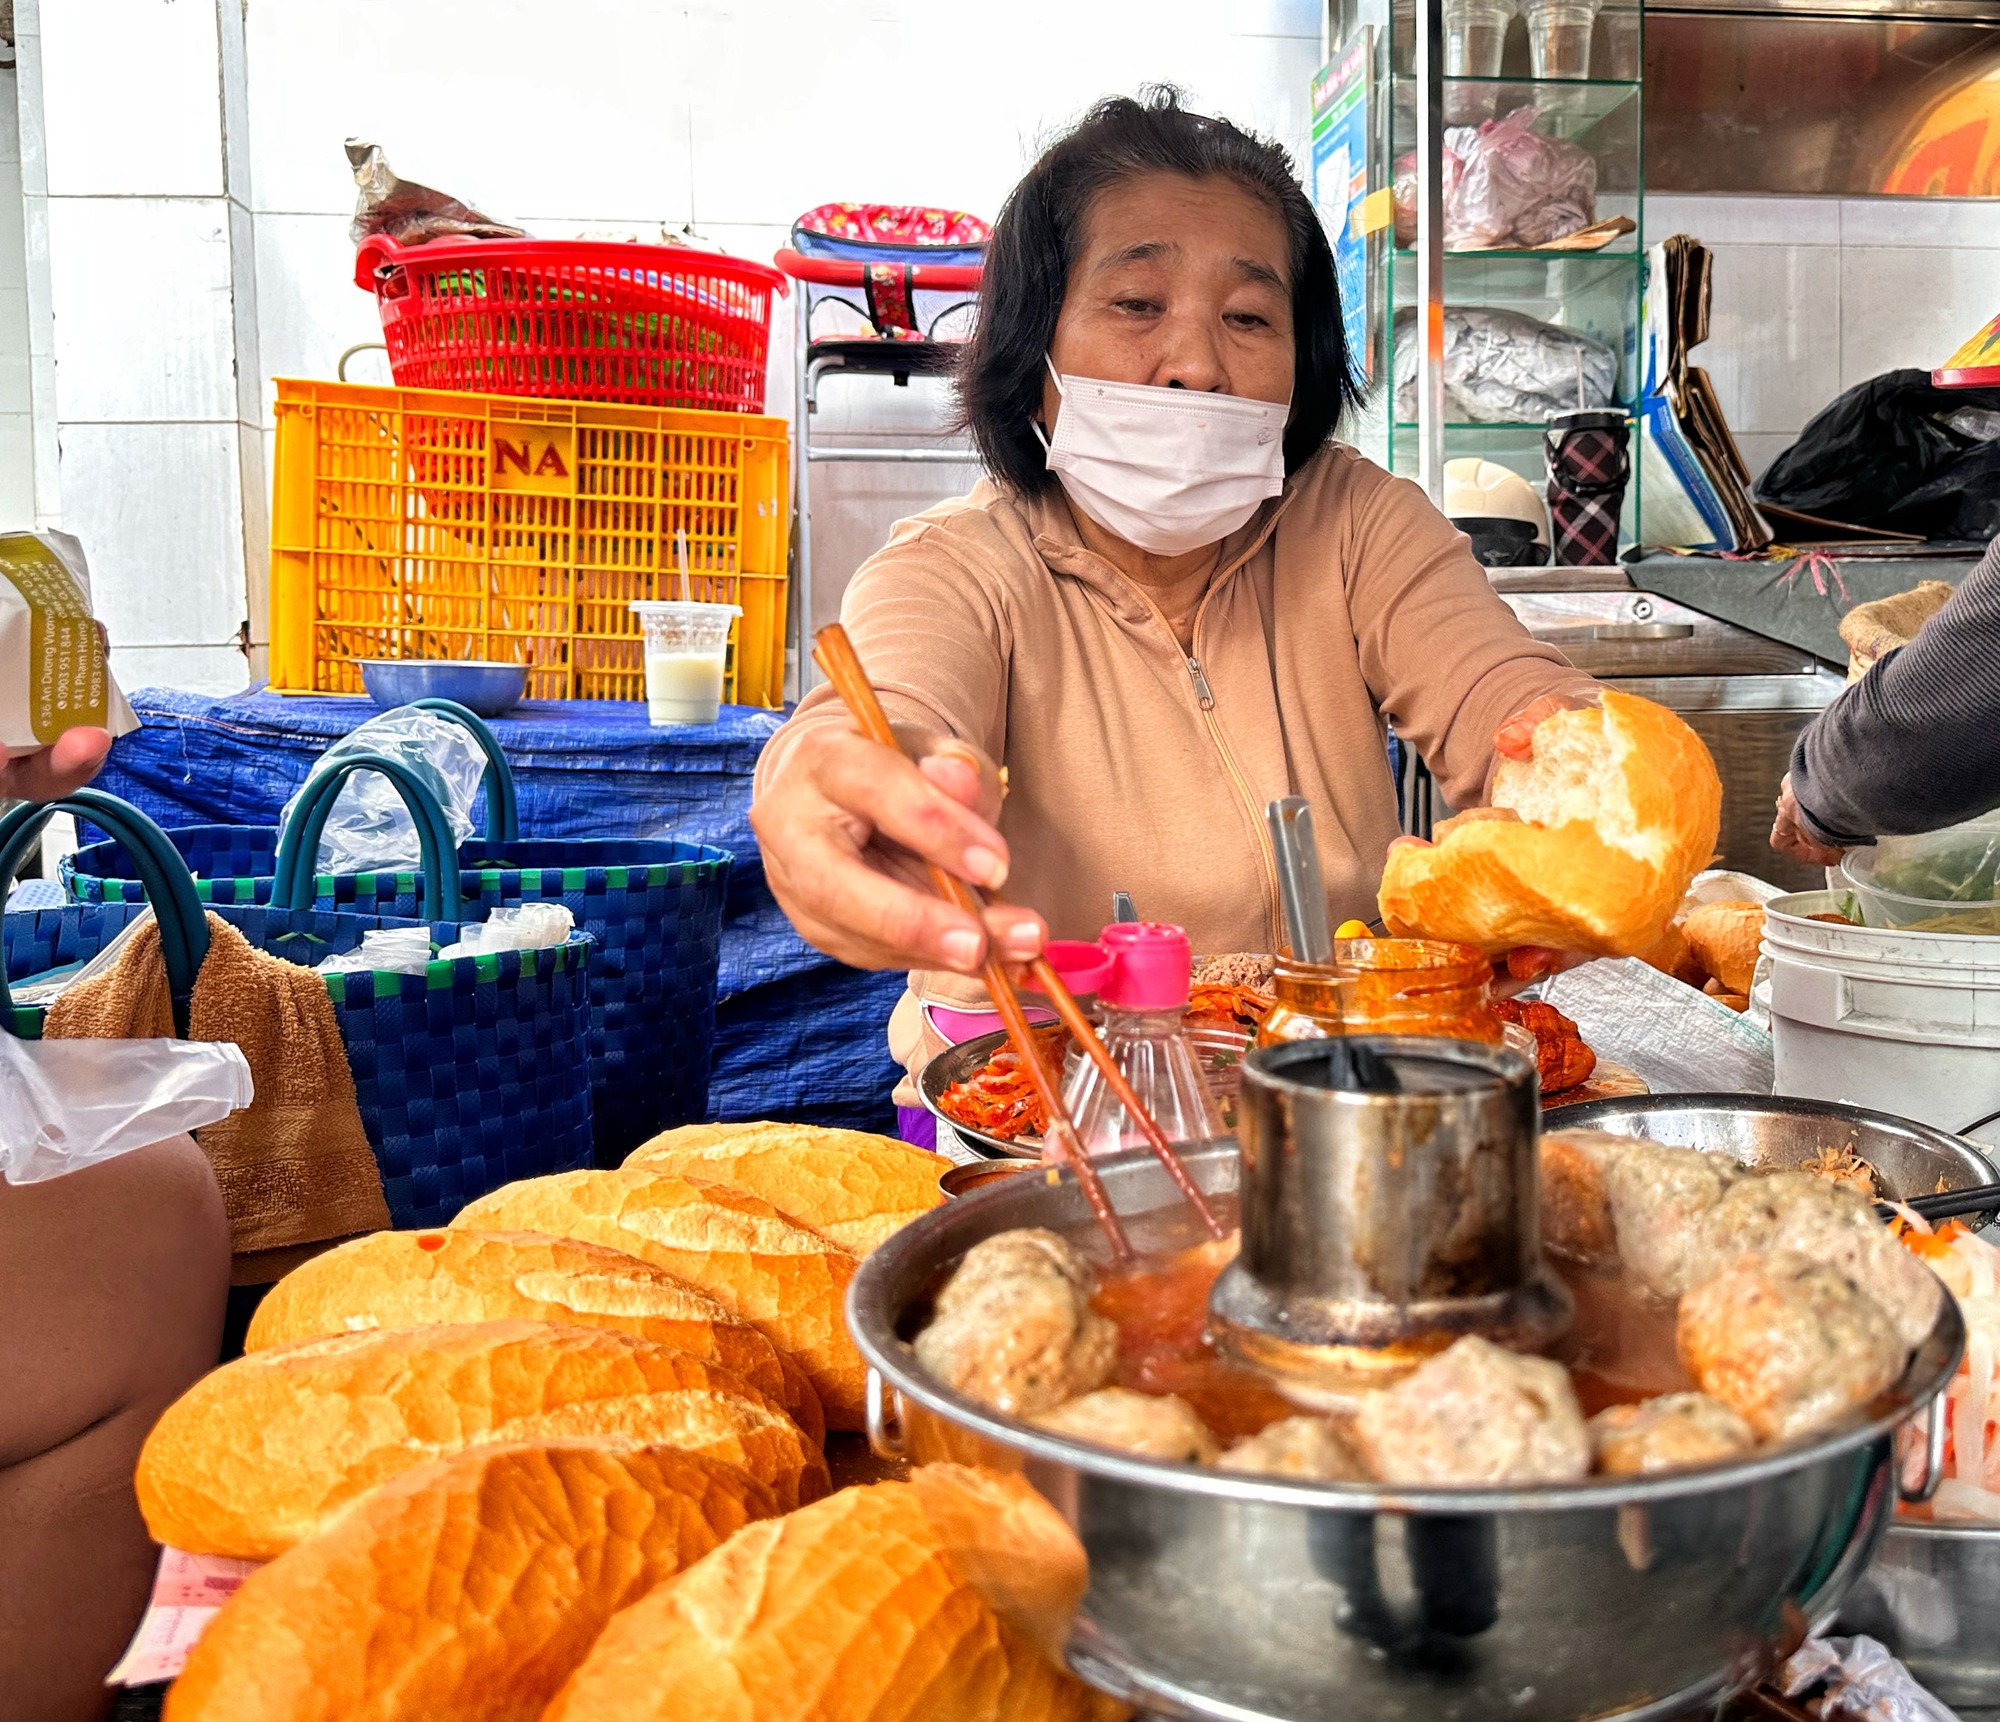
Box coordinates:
[1378,691,1721,956]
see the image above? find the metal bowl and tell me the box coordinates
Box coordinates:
[848,1142,1963,1722]
[1543,1092,1998,1212]
[359,658,528,718]
[918,1025,1252,1161]
[1538,1093,2000,1707]
[938,1159,1033,1199]
[1840,1523,2000,1708]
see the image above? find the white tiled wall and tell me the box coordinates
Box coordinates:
[7,0,1324,695]
[22,0,262,697]
[1644,194,2000,483]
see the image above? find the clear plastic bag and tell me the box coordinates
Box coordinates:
[313,926,437,977]
[0,1033,252,1185]
[281,708,487,874]
[434,902,574,962]
[1780,1634,1961,1722]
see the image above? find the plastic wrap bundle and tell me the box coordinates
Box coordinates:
[1393,108,1597,250]
[1536,957,1774,1095]
[278,707,487,875]
[0,1034,251,1185]
[1394,306,1618,424]
[1779,1636,1959,1722]
[314,905,577,976]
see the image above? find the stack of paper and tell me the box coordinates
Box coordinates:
[1639,234,1910,553]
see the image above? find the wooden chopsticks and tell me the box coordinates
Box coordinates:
[811,624,1224,1256]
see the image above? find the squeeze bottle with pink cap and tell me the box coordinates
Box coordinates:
[1061,921,1224,1160]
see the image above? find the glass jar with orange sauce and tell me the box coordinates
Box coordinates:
[1257,938,1502,1046]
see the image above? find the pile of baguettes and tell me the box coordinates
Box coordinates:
[140,1122,1125,1722]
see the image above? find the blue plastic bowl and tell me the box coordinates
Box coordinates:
[359,659,529,718]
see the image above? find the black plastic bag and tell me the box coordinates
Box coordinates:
[1884,437,2000,542]
[1757,368,2000,530]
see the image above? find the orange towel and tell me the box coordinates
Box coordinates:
[47,911,390,1276]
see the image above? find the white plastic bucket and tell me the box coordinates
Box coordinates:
[1765,889,2000,1139]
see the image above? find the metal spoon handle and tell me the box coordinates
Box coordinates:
[1267,796,1333,965]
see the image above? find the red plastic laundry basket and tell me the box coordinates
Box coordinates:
[354,236,788,412]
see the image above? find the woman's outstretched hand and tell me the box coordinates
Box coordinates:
[1769,774,1847,869]
[0,727,112,803]
[1492,691,1577,762]
[751,721,1046,976]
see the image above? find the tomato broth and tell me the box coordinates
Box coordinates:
[1090,1234,1691,1431]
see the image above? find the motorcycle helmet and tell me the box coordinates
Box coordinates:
[1444,457,1550,568]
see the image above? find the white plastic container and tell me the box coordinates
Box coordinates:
[1838,817,2000,936]
[1765,888,2000,1138]
[629,599,740,726]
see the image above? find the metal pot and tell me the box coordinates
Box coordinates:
[1543,1092,1999,1219]
[1840,1522,2000,1708]
[848,1142,1962,1722]
[1537,1091,2000,1709]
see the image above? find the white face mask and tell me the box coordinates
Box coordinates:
[1035,358,1288,557]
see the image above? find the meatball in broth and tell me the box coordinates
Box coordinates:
[914,1229,1116,1416]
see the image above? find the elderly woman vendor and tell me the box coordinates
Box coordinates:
[751,89,1596,1089]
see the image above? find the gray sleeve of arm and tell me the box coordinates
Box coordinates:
[1789,536,2000,847]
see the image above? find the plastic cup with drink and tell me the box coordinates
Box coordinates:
[629,599,739,726]
[630,529,738,727]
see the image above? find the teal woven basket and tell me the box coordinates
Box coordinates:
[64,699,729,1162]
[9,785,593,1227]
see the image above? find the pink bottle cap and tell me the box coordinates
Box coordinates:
[1098,921,1192,1012]
[1042,938,1115,997]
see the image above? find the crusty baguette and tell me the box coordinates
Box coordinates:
[1683,900,1764,997]
[1635,919,1705,987]
[163,1440,777,1722]
[137,1320,829,1558]
[244,1228,823,1444]
[450,1170,866,1430]
[1378,691,1722,956]
[625,1122,946,1255]
[542,1465,1118,1722]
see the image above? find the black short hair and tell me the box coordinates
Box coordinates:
[956,86,1362,495]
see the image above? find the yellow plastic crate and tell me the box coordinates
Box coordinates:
[268,378,790,707]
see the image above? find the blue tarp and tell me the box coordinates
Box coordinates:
[90,689,901,1130]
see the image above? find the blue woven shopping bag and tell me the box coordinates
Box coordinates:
[10,783,594,1229]
[65,699,730,1162]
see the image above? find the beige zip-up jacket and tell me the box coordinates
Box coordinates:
[758,442,1592,1034]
